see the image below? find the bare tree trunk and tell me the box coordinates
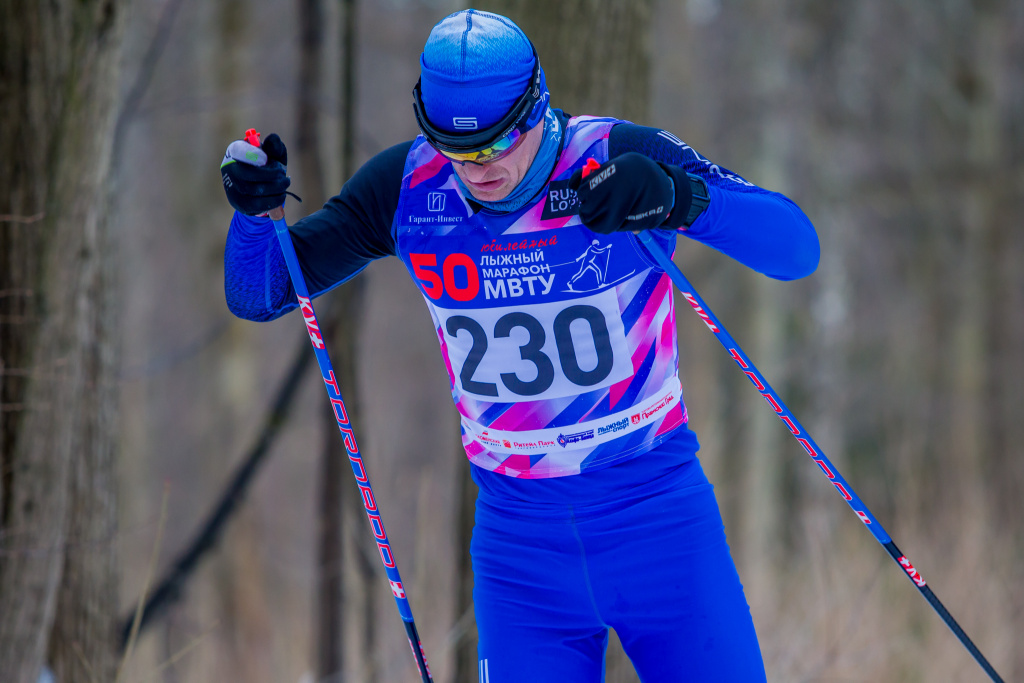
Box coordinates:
[301,1,371,679]
[737,0,794,612]
[951,8,998,523]
[298,0,327,204]
[485,0,651,123]
[334,3,380,682]
[48,267,121,683]
[318,397,346,683]
[344,458,378,683]
[0,1,127,681]
[294,0,348,679]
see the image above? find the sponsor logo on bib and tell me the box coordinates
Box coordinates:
[557,430,595,448]
[541,179,580,220]
[597,417,629,436]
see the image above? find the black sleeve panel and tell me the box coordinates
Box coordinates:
[289,140,413,295]
[608,123,762,193]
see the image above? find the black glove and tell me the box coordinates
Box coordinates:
[220,133,292,216]
[568,153,692,234]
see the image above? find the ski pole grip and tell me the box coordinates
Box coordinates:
[242,127,285,219]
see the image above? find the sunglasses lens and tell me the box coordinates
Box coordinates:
[439,128,524,164]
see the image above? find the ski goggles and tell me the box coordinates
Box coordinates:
[412,48,545,165]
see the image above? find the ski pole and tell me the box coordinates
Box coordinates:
[252,130,433,683]
[635,229,1004,683]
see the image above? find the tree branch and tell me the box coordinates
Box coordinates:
[118,337,314,648]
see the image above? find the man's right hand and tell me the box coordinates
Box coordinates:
[220,133,291,216]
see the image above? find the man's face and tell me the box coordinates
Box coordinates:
[452,122,544,202]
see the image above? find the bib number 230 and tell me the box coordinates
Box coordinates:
[441,301,630,401]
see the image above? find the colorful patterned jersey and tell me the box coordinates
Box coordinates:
[392,117,688,478]
[224,113,820,482]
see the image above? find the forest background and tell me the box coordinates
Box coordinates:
[1,0,1022,682]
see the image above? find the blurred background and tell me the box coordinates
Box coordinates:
[2,0,1022,681]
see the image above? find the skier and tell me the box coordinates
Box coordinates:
[567,239,613,291]
[220,9,819,682]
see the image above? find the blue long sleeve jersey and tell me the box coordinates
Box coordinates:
[224,116,819,323]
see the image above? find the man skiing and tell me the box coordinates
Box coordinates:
[220,9,819,682]
[567,239,614,291]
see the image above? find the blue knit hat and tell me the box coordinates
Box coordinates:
[419,9,549,134]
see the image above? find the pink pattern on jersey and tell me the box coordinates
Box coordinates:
[396,116,688,478]
[656,403,686,436]
[487,399,555,432]
[626,275,672,374]
[608,375,633,411]
[493,454,532,477]
[551,116,613,177]
[434,323,457,390]
[409,153,447,189]
[463,437,487,459]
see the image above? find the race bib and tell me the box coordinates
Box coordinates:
[433,287,633,402]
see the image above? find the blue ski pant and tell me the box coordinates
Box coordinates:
[471,456,766,682]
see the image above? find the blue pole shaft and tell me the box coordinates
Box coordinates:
[636,230,1003,683]
[271,214,433,683]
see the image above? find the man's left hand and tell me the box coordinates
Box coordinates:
[568,153,683,234]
